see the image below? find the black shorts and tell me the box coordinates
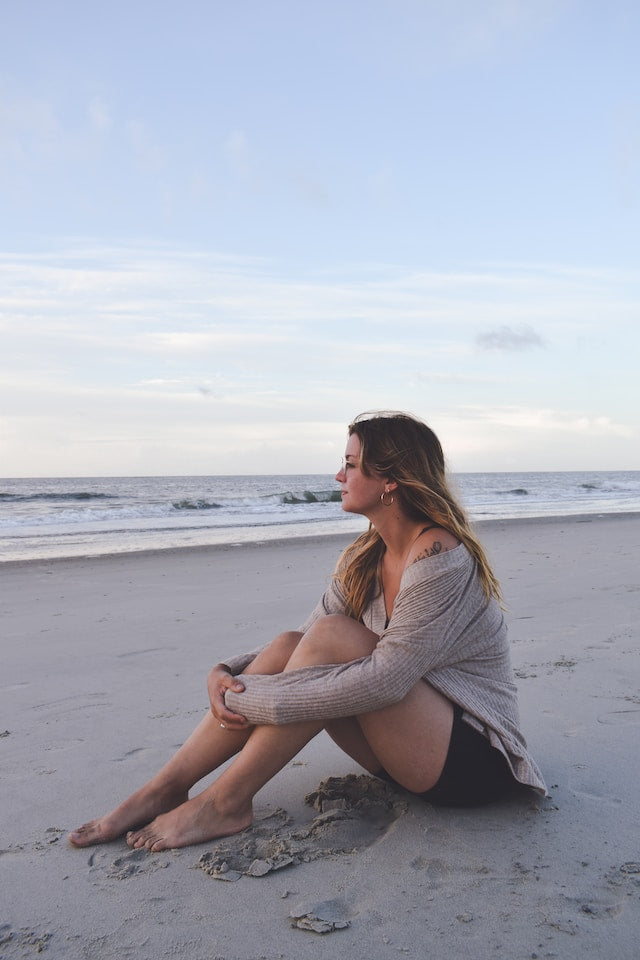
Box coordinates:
[382,704,518,808]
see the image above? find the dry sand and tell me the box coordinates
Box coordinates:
[1,514,639,959]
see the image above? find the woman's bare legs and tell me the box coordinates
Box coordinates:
[126,712,325,851]
[324,679,453,793]
[125,615,454,852]
[68,632,302,847]
[289,615,454,794]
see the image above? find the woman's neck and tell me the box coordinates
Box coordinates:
[375,513,430,566]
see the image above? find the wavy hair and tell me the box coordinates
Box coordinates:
[334,411,502,619]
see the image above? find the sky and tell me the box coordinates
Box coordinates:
[1,0,639,477]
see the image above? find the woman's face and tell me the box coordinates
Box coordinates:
[335,433,388,516]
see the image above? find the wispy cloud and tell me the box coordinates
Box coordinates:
[475,324,546,351]
[458,404,634,438]
[141,329,297,354]
[2,242,638,472]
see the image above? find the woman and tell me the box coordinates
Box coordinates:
[69,411,546,853]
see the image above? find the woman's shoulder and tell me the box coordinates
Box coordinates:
[407,526,461,567]
[400,537,471,588]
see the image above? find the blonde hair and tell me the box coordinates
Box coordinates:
[334,411,502,620]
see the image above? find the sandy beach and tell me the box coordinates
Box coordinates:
[2,513,639,959]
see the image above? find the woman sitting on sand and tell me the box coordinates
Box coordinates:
[70,411,546,852]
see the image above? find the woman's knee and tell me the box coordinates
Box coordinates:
[307,613,377,645]
[270,631,303,663]
[289,615,378,667]
[248,631,302,673]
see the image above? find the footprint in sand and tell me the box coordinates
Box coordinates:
[542,889,627,935]
[107,848,170,879]
[199,774,407,882]
[31,693,111,720]
[0,924,53,957]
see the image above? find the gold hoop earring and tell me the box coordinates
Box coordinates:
[380,490,394,506]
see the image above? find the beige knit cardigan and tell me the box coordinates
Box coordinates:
[224,544,547,795]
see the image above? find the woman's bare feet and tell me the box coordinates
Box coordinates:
[68,782,187,847]
[126,790,252,852]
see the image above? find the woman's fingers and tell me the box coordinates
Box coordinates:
[217,681,248,727]
[207,669,248,728]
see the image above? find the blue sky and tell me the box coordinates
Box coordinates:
[2,0,639,476]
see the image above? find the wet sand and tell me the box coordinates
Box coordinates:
[1,515,639,959]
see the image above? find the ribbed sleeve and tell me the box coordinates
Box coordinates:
[222,646,265,677]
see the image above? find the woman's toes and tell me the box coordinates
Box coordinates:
[126,830,141,848]
[126,824,161,850]
[68,820,103,846]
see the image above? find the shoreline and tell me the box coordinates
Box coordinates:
[2,508,640,569]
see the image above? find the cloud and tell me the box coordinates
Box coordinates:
[2,242,638,473]
[140,329,297,356]
[475,324,546,351]
[429,403,637,472]
[410,371,508,386]
[135,377,221,399]
[457,404,634,438]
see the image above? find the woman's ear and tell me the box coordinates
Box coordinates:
[385,478,398,492]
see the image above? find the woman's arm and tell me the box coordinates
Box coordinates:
[225,552,494,725]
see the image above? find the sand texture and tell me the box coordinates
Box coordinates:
[2,516,639,959]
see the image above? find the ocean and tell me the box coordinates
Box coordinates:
[1,471,639,563]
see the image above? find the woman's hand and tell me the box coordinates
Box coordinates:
[207,663,249,731]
